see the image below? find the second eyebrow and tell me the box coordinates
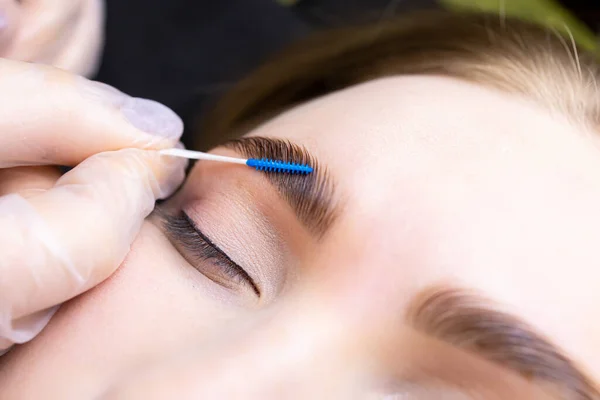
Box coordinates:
[221,136,339,237]
[407,286,599,399]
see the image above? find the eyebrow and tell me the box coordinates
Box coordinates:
[407,286,600,399]
[220,137,339,236]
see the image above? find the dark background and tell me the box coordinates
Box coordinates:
[94,0,600,147]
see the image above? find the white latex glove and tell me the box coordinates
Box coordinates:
[0,0,104,76]
[0,58,187,354]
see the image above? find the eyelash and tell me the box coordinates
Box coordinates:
[163,212,260,296]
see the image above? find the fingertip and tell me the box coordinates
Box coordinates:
[78,79,183,149]
[156,151,188,200]
[0,63,184,167]
[121,98,184,143]
[67,148,188,202]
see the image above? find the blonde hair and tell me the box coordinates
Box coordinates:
[196,10,600,149]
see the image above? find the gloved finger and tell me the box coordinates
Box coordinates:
[51,0,104,76]
[0,58,183,168]
[0,166,61,197]
[4,0,84,63]
[0,306,57,356]
[5,0,104,76]
[0,0,20,54]
[0,148,187,348]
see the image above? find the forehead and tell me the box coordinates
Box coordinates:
[248,76,600,379]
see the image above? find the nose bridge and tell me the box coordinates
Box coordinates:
[308,215,413,328]
[297,209,422,358]
[280,253,408,372]
[229,292,392,396]
[239,274,417,399]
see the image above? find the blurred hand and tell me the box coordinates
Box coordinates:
[0,58,186,354]
[0,0,104,76]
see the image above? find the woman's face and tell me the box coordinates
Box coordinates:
[2,76,600,398]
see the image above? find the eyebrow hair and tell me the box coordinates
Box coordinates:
[220,137,339,236]
[407,287,600,400]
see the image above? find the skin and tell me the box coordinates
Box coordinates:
[1,75,600,398]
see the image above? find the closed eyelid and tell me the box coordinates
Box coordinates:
[220,136,339,237]
[158,209,261,296]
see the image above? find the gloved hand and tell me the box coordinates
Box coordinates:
[0,58,186,354]
[0,0,104,76]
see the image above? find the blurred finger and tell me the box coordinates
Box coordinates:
[0,0,20,54]
[51,0,104,76]
[4,0,82,63]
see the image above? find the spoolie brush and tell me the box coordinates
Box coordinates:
[159,148,313,174]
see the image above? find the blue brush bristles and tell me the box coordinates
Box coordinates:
[158,148,314,175]
[246,158,313,174]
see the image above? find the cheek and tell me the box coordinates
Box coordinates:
[0,221,245,398]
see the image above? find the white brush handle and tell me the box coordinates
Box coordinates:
[159,148,248,165]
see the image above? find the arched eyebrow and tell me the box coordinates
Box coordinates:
[220,136,339,237]
[407,286,600,400]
